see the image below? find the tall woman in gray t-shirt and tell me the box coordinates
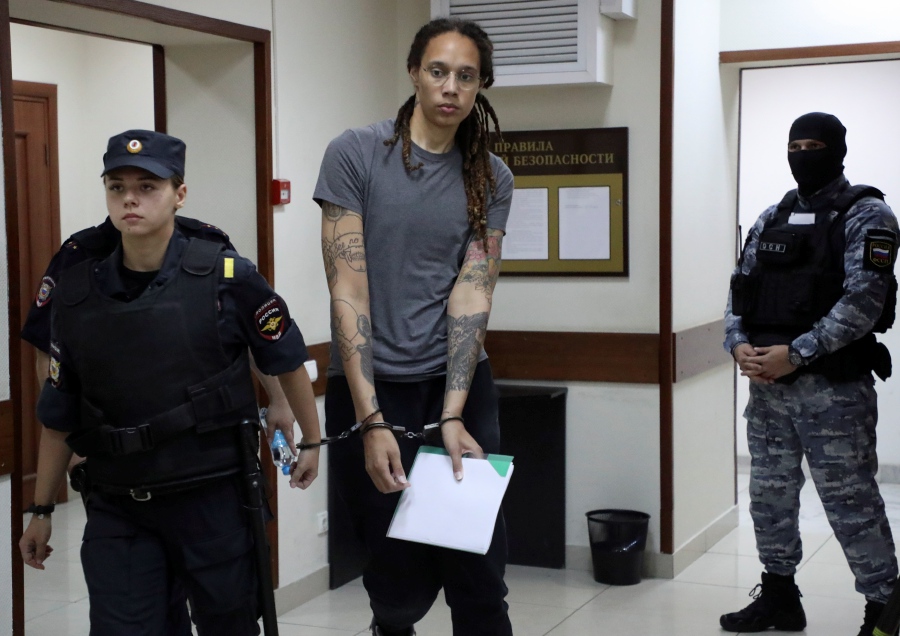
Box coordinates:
[314,17,514,636]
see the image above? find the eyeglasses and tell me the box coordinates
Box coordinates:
[420,66,483,91]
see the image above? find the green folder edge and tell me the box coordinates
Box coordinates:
[415,445,513,477]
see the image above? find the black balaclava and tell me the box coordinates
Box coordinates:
[787,112,847,196]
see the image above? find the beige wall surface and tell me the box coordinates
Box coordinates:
[721,0,900,51]
[10,23,155,240]
[165,42,258,261]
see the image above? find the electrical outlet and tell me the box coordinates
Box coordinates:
[316,511,328,535]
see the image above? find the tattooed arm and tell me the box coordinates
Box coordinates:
[321,201,408,493]
[441,229,503,480]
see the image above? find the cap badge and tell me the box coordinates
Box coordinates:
[127,140,143,154]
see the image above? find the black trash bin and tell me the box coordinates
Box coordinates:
[586,509,650,585]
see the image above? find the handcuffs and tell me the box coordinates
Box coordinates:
[297,420,444,451]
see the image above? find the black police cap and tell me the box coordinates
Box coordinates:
[101,129,186,179]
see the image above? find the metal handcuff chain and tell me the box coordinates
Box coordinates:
[296,421,433,451]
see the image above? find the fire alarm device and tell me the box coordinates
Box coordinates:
[271,179,291,205]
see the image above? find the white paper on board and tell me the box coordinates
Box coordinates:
[558,186,610,260]
[504,188,549,260]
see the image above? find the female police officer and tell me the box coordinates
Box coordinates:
[19,129,321,635]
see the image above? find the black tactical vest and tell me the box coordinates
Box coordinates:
[731,184,896,381]
[56,239,259,487]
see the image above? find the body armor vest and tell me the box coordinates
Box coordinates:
[56,239,259,487]
[731,184,895,381]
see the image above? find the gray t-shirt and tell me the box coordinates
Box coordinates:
[314,118,514,379]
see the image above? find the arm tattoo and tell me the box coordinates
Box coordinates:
[446,312,489,392]
[322,237,337,288]
[331,300,376,385]
[323,201,351,222]
[458,233,503,304]
[356,315,375,385]
[321,203,366,290]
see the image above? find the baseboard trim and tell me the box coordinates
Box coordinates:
[565,505,739,580]
[274,565,330,615]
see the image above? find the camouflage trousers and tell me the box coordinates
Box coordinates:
[746,372,898,602]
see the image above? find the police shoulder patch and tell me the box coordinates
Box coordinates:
[255,297,286,341]
[35,276,55,308]
[864,229,897,271]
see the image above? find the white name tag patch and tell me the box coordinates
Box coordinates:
[788,212,815,225]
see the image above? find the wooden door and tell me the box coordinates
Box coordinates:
[13,80,64,505]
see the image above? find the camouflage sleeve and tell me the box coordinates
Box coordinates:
[791,198,899,361]
[723,206,778,354]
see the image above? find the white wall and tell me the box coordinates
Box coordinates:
[736,60,900,469]
[165,43,258,260]
[670,0,737,549]
[10,23,155,239]
[721,0,900,51]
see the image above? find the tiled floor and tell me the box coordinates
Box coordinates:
[23,473,899,634]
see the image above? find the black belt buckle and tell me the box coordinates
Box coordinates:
[110,424,153,455]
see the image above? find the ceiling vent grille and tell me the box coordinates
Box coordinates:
[432,0,628,86]
[445,0,580,68]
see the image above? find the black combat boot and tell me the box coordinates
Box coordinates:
[720,572,807,632]
[857,599,899,636]
[370,617,416,636]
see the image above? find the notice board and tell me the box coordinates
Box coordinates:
[492,127,628,276]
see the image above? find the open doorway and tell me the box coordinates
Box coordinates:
[736,59,900,473]
[1,2,276,633]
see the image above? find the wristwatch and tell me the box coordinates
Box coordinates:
[787,346,805,367]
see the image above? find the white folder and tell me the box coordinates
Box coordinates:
[387,446,514,554]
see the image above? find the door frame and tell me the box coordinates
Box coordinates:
[0,2,276,633]
[12,79,62,510]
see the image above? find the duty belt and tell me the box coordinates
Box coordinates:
[90,467,242,501]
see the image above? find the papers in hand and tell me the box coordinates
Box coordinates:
[387,446,514,554]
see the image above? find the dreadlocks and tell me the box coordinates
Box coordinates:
[384,18,502,243]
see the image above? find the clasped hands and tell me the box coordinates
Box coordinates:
[733,343,798,384]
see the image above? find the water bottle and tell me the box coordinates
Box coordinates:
[260,407,294,476]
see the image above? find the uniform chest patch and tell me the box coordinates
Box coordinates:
[35,276,55,307]
[759,241,787,254]
[255,297,285,341]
